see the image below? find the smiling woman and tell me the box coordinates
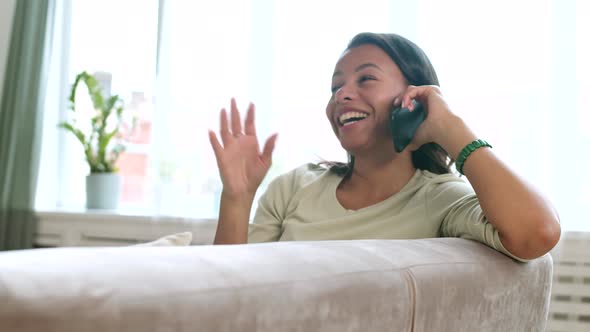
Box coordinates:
[210,32,561,262]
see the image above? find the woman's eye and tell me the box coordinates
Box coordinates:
[331,85,342,94]
[358,75,375,83]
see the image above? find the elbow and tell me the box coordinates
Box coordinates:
[503,215,561,260]
[541,206,562,250]
[530,219,561,258]
[538,218,561,254]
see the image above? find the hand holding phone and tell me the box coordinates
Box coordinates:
[389,100,426,153]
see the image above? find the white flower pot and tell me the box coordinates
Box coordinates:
[85,173,122,210]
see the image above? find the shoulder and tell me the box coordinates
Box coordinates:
[272,163,330,190]
[295,162,332,182]
[418,170,475,201]
[267,163,332,192]
[419,169,462,183]
[415,170,480,223]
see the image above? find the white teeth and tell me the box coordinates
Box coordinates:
[338,112,368,125]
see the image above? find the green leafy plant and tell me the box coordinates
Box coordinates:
[58,71,127,173]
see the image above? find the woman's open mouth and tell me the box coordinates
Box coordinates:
[338,112,369,127]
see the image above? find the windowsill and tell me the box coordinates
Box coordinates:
[35,208,218,247]
[36,206,219,221]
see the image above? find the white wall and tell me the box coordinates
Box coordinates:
[0,0,17,105]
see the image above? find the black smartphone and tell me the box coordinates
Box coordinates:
[389,100,426,152]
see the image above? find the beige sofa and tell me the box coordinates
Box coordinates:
[0,238,552,331]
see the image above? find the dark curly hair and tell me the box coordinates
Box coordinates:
[321,32,453,178]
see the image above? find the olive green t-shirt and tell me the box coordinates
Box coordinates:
[248,163,526,262]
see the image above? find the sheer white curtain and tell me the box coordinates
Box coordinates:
[155,0,588,228]
[39,0,588,231]
[37,0,160,212]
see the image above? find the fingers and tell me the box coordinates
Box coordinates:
[217,98,259,146]
[230,98,242,136]
[244,103,257,136]
[393,95,403,108]
[208,130,223,162]
[401,85,440,110]
[219,108,232,145]
[261,133,278,165]
[401,86,421,110]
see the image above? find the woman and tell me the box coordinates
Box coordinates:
[208,32,560,261]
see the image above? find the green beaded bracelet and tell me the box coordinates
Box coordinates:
[456,139,492,175]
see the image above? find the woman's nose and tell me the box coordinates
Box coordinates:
[334,84,354,104]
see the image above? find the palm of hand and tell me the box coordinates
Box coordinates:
[217,135,269,194]
[208,98,278,196]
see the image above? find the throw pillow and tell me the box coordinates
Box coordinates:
[135,232,193,246]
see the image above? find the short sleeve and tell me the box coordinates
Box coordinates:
[428,179,529,262]
[247,170,295,243]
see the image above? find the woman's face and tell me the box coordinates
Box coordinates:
[326,44,408,154]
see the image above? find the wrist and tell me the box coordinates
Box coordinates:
[221,190,256,205]
[455,139,493,175]
[434,115,478,160]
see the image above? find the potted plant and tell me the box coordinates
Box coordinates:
[58,71,129,209]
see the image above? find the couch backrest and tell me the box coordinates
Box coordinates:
[0,238,552,332]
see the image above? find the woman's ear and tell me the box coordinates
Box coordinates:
[403,143,419,154]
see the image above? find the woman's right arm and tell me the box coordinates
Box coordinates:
[213,191,256,244]
[208,98,278,244]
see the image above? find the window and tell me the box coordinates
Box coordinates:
[38,0,589,231]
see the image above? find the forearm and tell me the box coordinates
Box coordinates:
[437,116,561,259]
[213,191,255,245]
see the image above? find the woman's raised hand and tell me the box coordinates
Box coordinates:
[208,98,278,198]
